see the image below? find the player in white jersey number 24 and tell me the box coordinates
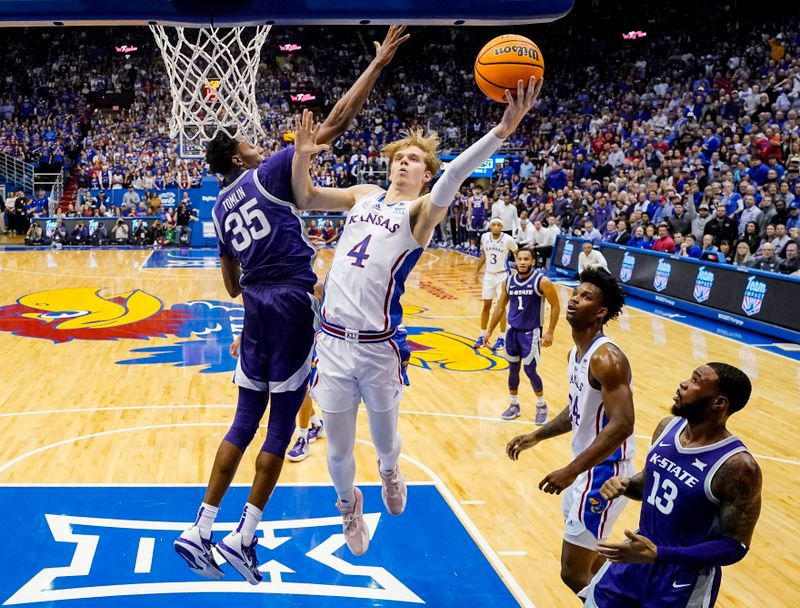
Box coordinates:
[506,269,636,598]
[290,77,544,557]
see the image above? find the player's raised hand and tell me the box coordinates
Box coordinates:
[600,476,630,501]
[506,432,539,461]
[293,110,330,157]
[374,26,411,67]
[597,530,658,564]
[494,76,544,139]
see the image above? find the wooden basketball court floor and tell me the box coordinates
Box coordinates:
[0,246,797,607]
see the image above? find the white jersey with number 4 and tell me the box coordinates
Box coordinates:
[321,188,423,332]
[481,232,515,274]
[567,335,636,462]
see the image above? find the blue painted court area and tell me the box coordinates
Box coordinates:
[144,249,220,268]
[0,484,520,607]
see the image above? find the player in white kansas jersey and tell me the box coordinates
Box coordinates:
[474,218,517,351]
[506,268,635,597]
[291,77,543,556]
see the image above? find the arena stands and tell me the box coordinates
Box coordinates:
[0,10,797,277]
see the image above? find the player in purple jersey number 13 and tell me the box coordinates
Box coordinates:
[585,363,762,607]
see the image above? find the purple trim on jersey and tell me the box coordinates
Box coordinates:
[386,248,424,330]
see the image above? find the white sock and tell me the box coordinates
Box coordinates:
[338,488,356,509]
[536,396,546,406]
[499,330,506,339]
[310,413,322,427]
[194,502,218,540]
[509,395,519,405]
[479,329,487,337]
[298,427,309,439]
[236,503,263,545]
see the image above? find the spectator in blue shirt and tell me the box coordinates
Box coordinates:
[676,233,702,258]
[581,219,603,246]
[747,157,770,186]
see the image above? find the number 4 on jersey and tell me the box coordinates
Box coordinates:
[347,234,372,268]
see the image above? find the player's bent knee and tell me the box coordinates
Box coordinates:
[560,565,591,593]
[223,423,259,452]
[260,429,294,458]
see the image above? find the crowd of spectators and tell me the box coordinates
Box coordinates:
[0,11,799,276]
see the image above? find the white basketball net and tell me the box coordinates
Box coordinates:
[150,25,272,157]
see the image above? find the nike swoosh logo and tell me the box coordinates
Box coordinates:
[672,582,692,589]
[659,442,671,447]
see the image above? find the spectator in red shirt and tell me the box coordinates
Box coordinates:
[652,223,676,253]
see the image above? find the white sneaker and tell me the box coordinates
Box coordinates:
[173,525,224,580]
[216,531,262,585]
[337,487,369,556]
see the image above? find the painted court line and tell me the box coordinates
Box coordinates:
[497,551,528,557]
[4,404,799,467]
[460,500,485,505]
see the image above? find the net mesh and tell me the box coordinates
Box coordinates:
[150,25,271,157]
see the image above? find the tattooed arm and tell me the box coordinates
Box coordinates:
[712,451,763,546]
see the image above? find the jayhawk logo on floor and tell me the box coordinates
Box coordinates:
[0,289,507,374]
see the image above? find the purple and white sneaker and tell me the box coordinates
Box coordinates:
[473,336,486,349]
[216,531,262,585]
[491,337,505,352]
[174,525,224,579]
[287,436,310,462]
[535,402,549,425]
[501,403,521,420]
[308,420,326,443]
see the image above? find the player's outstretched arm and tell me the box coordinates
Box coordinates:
[291,110,378,212]
[539,277,561,347]
[316,26,409,145]
[485,282,509,343]
[410,77,543,246]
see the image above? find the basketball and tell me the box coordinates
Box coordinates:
[474,35,544,103]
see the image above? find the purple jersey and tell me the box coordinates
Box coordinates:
[506,270,545,331]
[641,417,747,548]
[212,146,316,290]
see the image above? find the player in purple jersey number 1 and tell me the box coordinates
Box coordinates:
[484,247,561,423]
[585,363,762,607]
[173,26,410,585]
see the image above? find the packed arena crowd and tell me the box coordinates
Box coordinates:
[1,14,799,275]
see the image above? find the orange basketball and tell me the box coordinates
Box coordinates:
[474,35,544,103]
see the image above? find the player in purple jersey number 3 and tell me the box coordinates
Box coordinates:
[585,363,763,607]
[172,26,410,585]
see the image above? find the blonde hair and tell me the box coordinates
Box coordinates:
[382,128,442,177]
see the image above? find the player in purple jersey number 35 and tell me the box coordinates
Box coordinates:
[172,26,410,585]
[585,363,763,607]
